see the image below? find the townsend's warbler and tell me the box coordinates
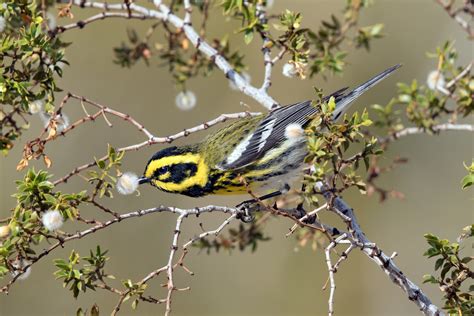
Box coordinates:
[138,65,400,198]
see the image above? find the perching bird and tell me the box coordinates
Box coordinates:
[138,65,401,199]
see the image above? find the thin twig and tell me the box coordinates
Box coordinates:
[315,181,445,316]
[389,123,474,141]
[0,205,238,294]
[435,0,473,37]
[70,0,279,109]
[49,94,260,185]
[183,214,237,249]
[53,11,150,35]
[324,233,353,316]
[446,62,472,88]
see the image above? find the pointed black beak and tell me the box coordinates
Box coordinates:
[138,176,150,185]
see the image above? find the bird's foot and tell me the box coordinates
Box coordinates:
[235,200,261,223]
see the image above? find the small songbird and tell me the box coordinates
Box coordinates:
[138,65,401,199]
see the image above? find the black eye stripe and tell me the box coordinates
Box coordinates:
[155,163,198,183]
[152,165,169,178]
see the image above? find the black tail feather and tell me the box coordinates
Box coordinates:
[332,64,402,120]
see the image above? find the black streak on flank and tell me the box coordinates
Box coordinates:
[181,185,206,197]
[180,172,228,197]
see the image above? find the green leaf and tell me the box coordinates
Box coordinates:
[363,157,370,171]
[434,258,444,271]
[422,274,437,284]
[327,96,336,112]
[369,24,384,36]
[0,265,9,276]
[244,30,254,45]
[97,159,106,170]
[461,174,474,189]
[440,262,452,279]
[423,248,439,258]
[123,293,131,303]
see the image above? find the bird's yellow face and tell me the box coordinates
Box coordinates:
[141,146,211,197]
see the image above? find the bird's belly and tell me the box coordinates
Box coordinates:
[257,164,305,192]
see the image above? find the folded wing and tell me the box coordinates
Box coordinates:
[218,64,401,170]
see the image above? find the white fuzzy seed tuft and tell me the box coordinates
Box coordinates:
[42,210,64,231]
[29,100,44,114]
[175,91,197,111]
[229,72,251,91]
[40,112,70,133]
[11,260,32,281]
[0,16,6,33]
[285,123,304,140]
[117,172,139,195]
[282,63,297,78]
[426,70,446,91]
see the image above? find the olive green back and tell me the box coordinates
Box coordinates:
[198,114,265,167]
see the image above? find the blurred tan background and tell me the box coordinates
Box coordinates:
[0,0,472,315]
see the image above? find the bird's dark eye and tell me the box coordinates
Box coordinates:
[152,165,169,178]
[149,161,198,184]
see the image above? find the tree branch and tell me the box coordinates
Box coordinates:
[324,233,354,316]
[435,0,473,38]
[0,205,239,295]
[69,0,279,109]
[390,123,474,141]
[39,93,261,185]
[5,3,456,315]
[256,3,275,92]
[53,11,150,35]
[315,182,446,316]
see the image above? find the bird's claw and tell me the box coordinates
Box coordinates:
[301,214,316,224]
[235,201,260,223]
[293,206,307,219]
